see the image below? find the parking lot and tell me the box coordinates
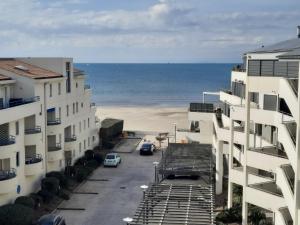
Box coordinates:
[56,139,161,225]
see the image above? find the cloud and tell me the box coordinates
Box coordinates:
[0,0,299,62]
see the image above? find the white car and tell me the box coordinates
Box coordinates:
[103,153,121,167]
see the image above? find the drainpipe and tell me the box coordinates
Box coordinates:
[44,82,48,173]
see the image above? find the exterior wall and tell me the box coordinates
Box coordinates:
[0,58,99,206]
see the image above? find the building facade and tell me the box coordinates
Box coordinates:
[0,58,99,206]
[178,30,300,225]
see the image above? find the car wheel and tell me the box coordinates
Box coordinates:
[119,159,122,164]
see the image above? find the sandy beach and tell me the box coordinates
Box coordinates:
[96,106,189,134]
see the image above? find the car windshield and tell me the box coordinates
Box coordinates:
[106,155,115,159]
[142,144,151,149]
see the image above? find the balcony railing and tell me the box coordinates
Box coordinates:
[281,164,295,193]
[232,64,246,72]
[0,96,40,110]
[47,118,61,126]
[248,146,288,159]
[189,103,214,113]
[284,122,296,145]
[65,135,77,142]
[287,78,298,97]
[73,69,85,77]
[0,135,16,146]
[84,84,91,90]
[48,143,62,152]
[249,181,283,197]
[90,102,96,107]
[0,168,16,181]
[279,207,293,225]
[25,126,41,134]
[25,154,43,165]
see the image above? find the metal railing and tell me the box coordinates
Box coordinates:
[65,135,77,142]
[0,96,40,110]
[48,143,62,152]
[0,135,16,146]
[25,126,41,134]
[84,84,91,90]
[281,164,295,194]
[0,168,16,181]
[73,69,85,77]
[249,181,283,197]
[284,122,296,145]
[287,78,298,97]
[232,65,246,72]
[90,102,96,107]
[47,118,61,126]
[189,102,214,113]
[25,154,43,165]
[248,146,288,159]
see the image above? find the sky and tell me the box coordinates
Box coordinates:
[0,0,300,63]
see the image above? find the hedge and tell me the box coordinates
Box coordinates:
[41,177,60,194]
[14,196,35,209]
[0,204,34,225]
[46,171,69,188]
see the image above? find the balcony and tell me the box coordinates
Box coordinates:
[25,126,41,135]
[65,135,77,142]
[84,84,91,90]
[189,103,214,113]
[249,181,283,197]
[249,146,288,159]
[0,135,16,146]
[73,69,85,77]
[48,143,63,161]
[278,207,293,225]
[232,64,246,72]
[0,96,40,110]
[25,154,43,176]
[47,118,61,126]
[90,102,96,107]
[0,169,17,194]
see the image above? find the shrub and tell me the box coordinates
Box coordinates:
[74,156,88,166]
[75,166,90,182]
[249,207,266,225]
[94,152,104,164]
[29,193,42,208]
[41,177,60,194]
[216,205,242,224]
[14,196,35,209]
[37,190,55,203]
[0,204,34,225]
[46,171,68,188]
[85,150,94,160]
[65,166,76,177]
[58,190,70,200]
[86,159,100,169]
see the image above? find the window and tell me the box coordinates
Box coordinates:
[76,102,78,113]
[81,102,83,108]
[84,120,86,129]
[93,136,95,142]
[66,105,69,117]
[73,103,75,114]
[49,84,52,97]
[79,142,82,153]
[79,122,82,132]
[16,152,19,167]
[58,83,61,95]
[84,140,86,149]
[88,137,90,146]
[88,118,90,128]
[76,82,78,88]
[15,121,19,135]
[59,107,61,119]
[66,62,71,93]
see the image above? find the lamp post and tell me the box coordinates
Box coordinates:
[123,217,133,225]
[140,185,148,200]
[173,123,177,143]
[153,161,159,184]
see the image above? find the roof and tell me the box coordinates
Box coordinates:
[247,38,300,54]
[0,74,12,81]
[0,59,63,79]
[278,48,300,59]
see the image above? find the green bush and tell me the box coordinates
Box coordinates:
[94,152,104,164]
[74,156,88,166]
[216,205,242,224]
[58,190,70,200]
[41,177,60,194]
[85,150,95,160]
[14,196,35,209]
[65,165,76,177]
[86,159,100,169]
[249,207,266,225]
[29,193,42,208]
[37,190,55,203]
[0,204,34,225]
[75,166,90,182]
[46,171,68,188]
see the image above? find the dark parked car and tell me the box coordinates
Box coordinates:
[37,214,66,225]
[139,143,156,155]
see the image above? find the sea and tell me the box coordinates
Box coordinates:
[75,63,234,107]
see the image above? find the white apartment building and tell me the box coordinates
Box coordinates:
[177,29,300,225]
[0,58,99,206]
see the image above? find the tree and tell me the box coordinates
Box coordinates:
[249,207,266,225]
